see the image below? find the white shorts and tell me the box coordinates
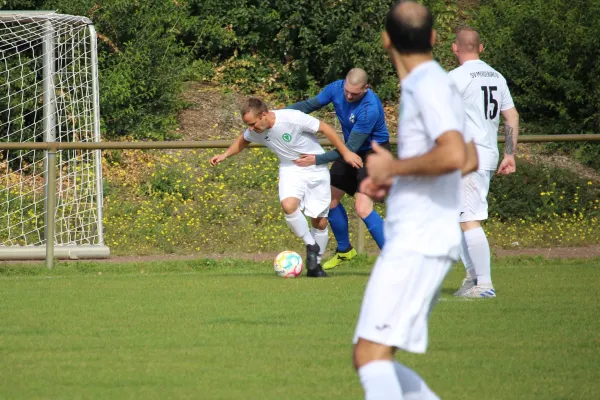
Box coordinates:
[460,170,492,222]
[353,243,452,354]
[278,166,330,218]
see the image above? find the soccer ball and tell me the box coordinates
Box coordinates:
[274,251,303,278]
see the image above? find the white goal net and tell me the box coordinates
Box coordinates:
[0,11,109,259]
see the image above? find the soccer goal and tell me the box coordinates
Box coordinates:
[0,11,109,260]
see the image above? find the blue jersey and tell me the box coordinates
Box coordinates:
[316,80,389,152]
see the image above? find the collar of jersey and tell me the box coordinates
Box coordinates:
[402,60,437,86]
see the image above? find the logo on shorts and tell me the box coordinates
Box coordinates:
[349,113,355,124]
[282,133,292,142]
[375,324,391,331]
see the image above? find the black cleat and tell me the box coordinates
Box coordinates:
[306,243,320,272]
[307,263,329,278]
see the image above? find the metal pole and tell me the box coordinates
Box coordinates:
[1,134,600,151]
[42,20,56,268]
[46,150,57,269]
[89,24,105,245]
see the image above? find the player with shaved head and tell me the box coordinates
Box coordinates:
[351,2,477,398]
[449,27,520,298]
[287,68,390,270]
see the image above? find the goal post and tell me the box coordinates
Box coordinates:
[0,11,109,260]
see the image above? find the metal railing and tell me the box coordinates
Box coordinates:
[2,133,600,268]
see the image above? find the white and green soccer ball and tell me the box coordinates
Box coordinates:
[274,251,303,278]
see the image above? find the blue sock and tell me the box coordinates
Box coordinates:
[363,210,385,249]
[328,204,351,252]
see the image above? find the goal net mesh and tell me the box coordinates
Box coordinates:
[0,13,103,250]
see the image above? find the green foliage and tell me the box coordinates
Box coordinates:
[489,159,599,220]
[186,0,463,101]
[1,0,193,140]
[475,0,600,134]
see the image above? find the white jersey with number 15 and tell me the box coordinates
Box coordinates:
[449,59,515,170]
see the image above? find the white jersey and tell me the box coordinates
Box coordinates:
[387,60,465,259]
[449,59,515,170]
[243,109,326,172]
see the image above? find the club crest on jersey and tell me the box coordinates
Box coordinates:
[282,133,292,142]
[349,113,355,124]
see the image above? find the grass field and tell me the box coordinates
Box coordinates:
[1,256,599,399]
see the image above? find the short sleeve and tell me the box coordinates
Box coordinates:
[415,80,464,142]
[500,79,515,111]
[292,110,320,134]
[243,129,255,142]
[351,103,377,135]
[316,81,337,106]
[447,69,463,95]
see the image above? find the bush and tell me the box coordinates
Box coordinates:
[489,160,600,221]
[186,0,463,101]
[2,0,194,140]
[475,0,600,135]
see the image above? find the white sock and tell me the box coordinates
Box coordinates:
[358,360,403,400]
[464,227,492,287]
[311,227,329,264]
[393,362,439,400]
[460,234,477,281]
[284,210,315,246]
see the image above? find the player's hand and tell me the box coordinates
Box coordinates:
[294,154,316,167]
[366,141,394,185]
[496,155,516,175]
[359,176,393,201]
[343,152,363,169]
[209,153,227,166]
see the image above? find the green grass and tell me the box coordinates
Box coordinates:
[1,256,599,399]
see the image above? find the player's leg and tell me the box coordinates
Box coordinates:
[353,245,449,399]
[281,197,315,246]
[355,148,386,250]
[455,232,477,296]
[354,340,403,399]
[303,167,332,277]
[354,341,439,400]
[458,171,495,298]
[279,169,316,246]
[323,160,358,269]
[310,216,329,265]
[355,194,385,250]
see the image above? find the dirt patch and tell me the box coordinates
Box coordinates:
[519,143,600,183]
[177,82,247,141]
[494,245,600,259]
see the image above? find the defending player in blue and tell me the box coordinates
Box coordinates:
[287,68,390,270]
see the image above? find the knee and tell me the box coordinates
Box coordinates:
[352,339,393,370]
[460,220,482,232]
[312,217,328,230]
[330,187,345,209]
[355,197,374,219]
[281,198,299,215]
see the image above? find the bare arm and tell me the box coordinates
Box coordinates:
[209,133,250,166]
[497,107,519,174]
[501,107,519,156]
[390,131,466,176]
[367,132,466,184]
[462,141,479,176]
